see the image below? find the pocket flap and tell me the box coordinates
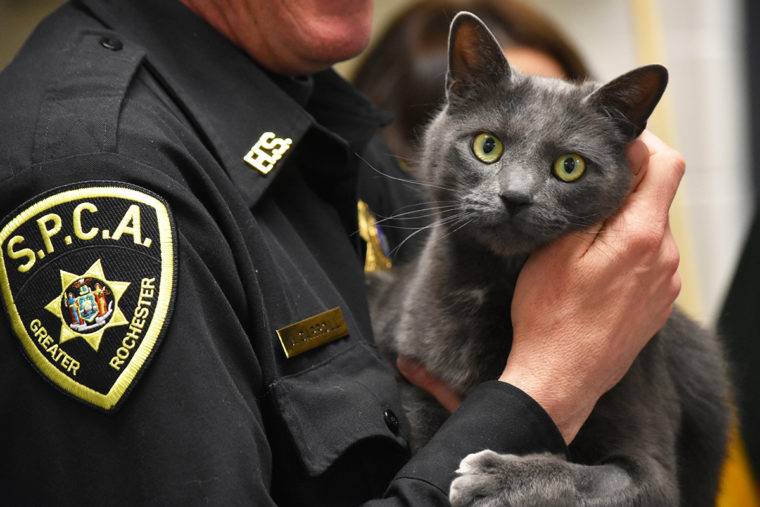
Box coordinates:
[270,343,408,476]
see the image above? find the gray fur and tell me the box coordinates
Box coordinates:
[368,12,730,506]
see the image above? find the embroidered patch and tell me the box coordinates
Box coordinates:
[0,182,176,412]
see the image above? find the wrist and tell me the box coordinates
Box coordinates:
[498,366,595,445]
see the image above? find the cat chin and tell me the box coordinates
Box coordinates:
[477,234,541,259]
[465,223,548,259]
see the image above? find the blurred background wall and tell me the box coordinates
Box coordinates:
[0,0,64,65]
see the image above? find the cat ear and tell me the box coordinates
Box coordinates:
[446,11,511,99]
[587,64,668,139]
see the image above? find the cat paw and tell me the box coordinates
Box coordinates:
[449,450,520,506]
[449,450,573,507]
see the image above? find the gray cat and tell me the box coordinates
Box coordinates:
[368,12,730,507]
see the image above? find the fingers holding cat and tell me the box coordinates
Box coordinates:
[615,129,686,235]
[599,128,684,330]
[397,356,463,413]
[501,130,685,444]
[600,129,684,333]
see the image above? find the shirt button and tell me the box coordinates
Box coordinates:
[99,37,123,51]
[384,409,400,435]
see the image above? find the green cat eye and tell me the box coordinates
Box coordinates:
[472,133,504,164]
[553,154,586,182]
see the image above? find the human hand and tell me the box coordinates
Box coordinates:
[397,356,462,413]
[501,130,684,444]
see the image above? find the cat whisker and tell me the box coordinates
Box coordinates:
[447,218,474,237]
[355,152,460,194]
[380,223,447,231]
[376,200,461,215]
[372,206,462,232]
[388,221,439,256]
[373,203,461,224]
[434,213,475,240]
[388,212,470,256]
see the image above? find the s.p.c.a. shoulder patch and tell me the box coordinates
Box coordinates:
[0,182,177,412]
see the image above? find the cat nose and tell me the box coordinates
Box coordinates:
[499,190,532,216]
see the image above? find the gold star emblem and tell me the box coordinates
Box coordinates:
[44,259,130,351]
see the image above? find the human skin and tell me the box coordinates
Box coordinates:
[504,46,568,79]
[177,0,685,445]
[178,0,374,75]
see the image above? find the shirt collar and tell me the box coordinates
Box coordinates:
[74,0,389,208]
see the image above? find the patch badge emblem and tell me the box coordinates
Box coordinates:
[357,200,392,273]
[0,182,176,412]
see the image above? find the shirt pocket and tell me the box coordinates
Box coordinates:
[268,341,409,477]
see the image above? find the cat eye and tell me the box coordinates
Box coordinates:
[471,133,504,164]
[553,154,586,182]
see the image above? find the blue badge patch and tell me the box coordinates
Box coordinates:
[0,182,176,412]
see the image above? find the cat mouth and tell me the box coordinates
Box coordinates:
[470,212,567,256]
[450,203,568,255]
[459,218,540,256]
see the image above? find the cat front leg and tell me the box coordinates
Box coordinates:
[449,450,677,507]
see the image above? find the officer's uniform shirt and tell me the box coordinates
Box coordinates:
[0,0,566,504]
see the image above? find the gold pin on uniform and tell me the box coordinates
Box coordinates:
[243,131,292,175]
[357,200,392,273]
[276,307,349,359]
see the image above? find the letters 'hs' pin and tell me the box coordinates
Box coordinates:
[276,307,349,358]
[243,131,292,175]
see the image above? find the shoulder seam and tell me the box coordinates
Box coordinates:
[31,30,145,166]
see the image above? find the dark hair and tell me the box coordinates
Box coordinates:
[353,0,590,165]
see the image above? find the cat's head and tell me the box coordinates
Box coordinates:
[418,11,668,257]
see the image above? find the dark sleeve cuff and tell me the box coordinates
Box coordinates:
[390,380,568,496]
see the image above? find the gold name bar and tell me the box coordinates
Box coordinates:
[276,307,349,359]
